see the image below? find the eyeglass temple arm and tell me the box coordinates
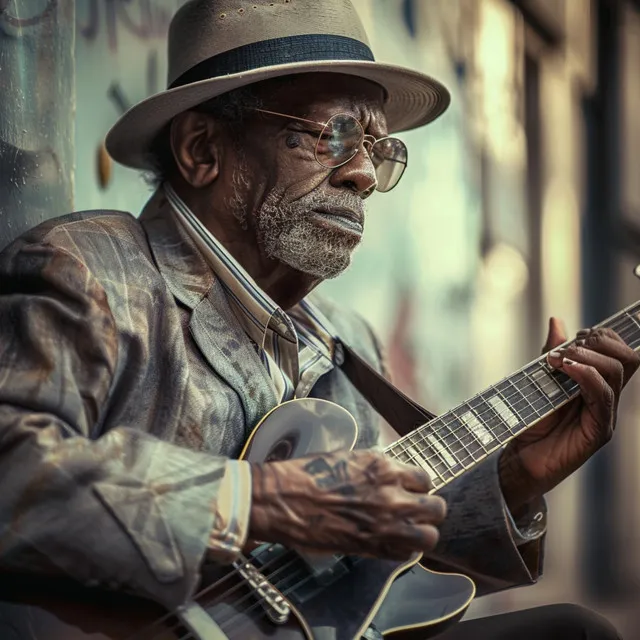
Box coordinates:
[249,108,328,128]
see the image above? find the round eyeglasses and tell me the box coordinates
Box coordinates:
[251,108,408,193]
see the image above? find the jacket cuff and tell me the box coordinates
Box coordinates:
[207,460,252,562]
[503,496,547,546]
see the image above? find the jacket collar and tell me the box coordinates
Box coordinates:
[139,189,213,310]
[139,189,278,428]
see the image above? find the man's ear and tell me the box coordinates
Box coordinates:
[170,111,222,188]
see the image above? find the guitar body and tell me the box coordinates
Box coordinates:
[0,399,475,640]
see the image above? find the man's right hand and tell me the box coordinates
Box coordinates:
[247,450,447,560]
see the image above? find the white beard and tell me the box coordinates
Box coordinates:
[255,188,365,280]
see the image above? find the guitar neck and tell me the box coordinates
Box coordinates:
[384,299,640,492]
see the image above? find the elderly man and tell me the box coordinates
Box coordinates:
[0,1,636,639]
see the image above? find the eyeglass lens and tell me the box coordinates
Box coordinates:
[315,114,407,192]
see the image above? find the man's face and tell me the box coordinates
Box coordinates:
[228,74,388,280]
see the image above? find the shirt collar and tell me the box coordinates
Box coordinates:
[164,183,338,358]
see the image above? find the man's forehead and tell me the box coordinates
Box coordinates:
[257,73,386,119]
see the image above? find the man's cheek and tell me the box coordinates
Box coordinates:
[280,174,329,202]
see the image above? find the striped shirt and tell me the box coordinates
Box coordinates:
[166,184,342,562]
[166,185,545,557]
[166,184,339,401]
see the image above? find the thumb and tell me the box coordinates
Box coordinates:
[542,317,567,353]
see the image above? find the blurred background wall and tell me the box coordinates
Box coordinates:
[2,0,640,635]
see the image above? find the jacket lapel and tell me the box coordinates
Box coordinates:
[139,191,278,430]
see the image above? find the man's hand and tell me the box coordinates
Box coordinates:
[248,450,446,560]
[499,317,640,514]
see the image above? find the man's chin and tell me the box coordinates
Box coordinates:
[260,219,360,280]
[282,252,352,280]
[271,242,354,280]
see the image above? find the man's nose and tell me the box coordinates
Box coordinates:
[328,147,378,198]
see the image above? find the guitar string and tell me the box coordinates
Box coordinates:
[174,562,316,640]
[389,317,640,481]
[197,564,311,635]
[129,544,295,640]
[409,325,640,482]
[206,316,640,632]
[145,311,640,638]
[159,559,311,640]
[166,322,640,640]
[399,315,640,469]
[173,318,640,637]
[151,317,640,639]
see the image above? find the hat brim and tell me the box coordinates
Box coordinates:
[105,59,450,170]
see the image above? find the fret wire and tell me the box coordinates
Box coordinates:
[448,405,491,453]
[396,433,440,477]
[429,413,475,470]
[525,365,568,410]
[401,409,489,473]
[404,376,568,473]
[406,373,563,469]
[549,370,572,399]
[412,430,454,478]
[625,310,640,332]
[403,371,586,479]
[522,369,556,413]
[475,392,516,438]
[417,400,499,470]
[388,300,640,486]
[608,317,639,345]
[529,359,573,400]
[509,374,543,418]
[605,309,640,346]
[391,318,640,473]
[447,408,484,463]
[404,431,448,482]
[493,384,526,425]
[419,428,462,472]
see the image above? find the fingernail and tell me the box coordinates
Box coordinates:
[549,350,563,359]
[563,358,576,366]
[575,339,585,347]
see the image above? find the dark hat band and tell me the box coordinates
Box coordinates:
[169,34,375,89]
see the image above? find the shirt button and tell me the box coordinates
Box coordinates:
[333,342,345,366]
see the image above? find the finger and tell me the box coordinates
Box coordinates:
[560,359,616,442]
[380,524,441,558]
[410,495,448,525]
[547,345,624,397]
[396,464,435,493]
[542,317,568,353]
[577,328,640,387]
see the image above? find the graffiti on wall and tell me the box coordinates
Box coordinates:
[0,0,56,28]
[1,0,181,50]
[78,0,182,51]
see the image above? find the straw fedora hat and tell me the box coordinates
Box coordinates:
[105,0,450,170]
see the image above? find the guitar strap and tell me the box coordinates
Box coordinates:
[336,340,436,437]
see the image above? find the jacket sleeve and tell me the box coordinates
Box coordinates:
[423,453,546,597]
[0,238,243,608]
[365,323,546,596]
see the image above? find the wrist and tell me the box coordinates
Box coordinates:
[247,462,269,543]
[498,445,539,516]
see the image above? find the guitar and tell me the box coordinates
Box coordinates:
[1,299,640,640]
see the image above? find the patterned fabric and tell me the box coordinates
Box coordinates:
[166,183,336,403]
[0,189,545,610]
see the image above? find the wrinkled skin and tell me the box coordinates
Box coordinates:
[249,449,446,558]
[169,73,639,560]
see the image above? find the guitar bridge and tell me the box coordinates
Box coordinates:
[232,555,291,624]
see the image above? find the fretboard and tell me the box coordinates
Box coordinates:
[385,300,640,492]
